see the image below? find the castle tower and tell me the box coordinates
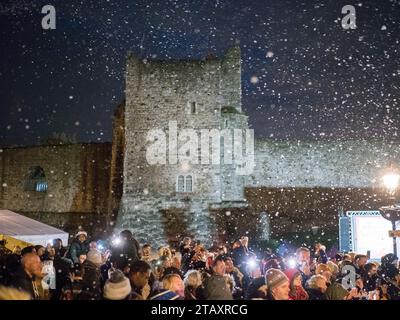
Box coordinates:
[116,47,250,246]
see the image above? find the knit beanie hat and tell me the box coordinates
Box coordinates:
[103,270,132,300]
[265,268,289,291]
[76,230,88,238]
[86,249,103,267]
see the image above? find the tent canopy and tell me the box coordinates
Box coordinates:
[0,209,69,247]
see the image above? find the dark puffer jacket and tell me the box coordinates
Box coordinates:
[79,260,103,300]
[66,239,90,264]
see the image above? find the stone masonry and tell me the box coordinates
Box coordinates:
[117,47,250,246]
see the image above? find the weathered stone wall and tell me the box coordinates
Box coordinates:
[0,143,111,239]
[241,139,400,241]
[249,139,400,188]
[119,47,249,246]
[107,101,126,230]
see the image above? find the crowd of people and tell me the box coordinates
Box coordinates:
[0,230,399,300]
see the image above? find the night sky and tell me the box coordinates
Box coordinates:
[1,0,400,146]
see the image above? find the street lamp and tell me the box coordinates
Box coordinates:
[382,173,400,197]
[379,170,400,256]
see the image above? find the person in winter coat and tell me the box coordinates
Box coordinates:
[128,260,152,300]
[110,230,140,270]
[150,273,184,300]
[51,250,74,300]
[34,246,46,261]
[379,253,400,300]
[362,262,379,292]
[351,254,368,276]
[314,242,328,264]
[246,276,268,299]
[79,249,103,300]
[284,268,309,300]
[67,231,90,264]
[296,247,312,287]
[52,238,67,258]
[231,237,250,273]
[224,256,244,299]
[188,245,208,271]
[325,261,350,300]
[61,264,83,300]
[10,253,43,300]
[183,269,205,300]
[265,268,290,300]
[204,256,233,300]
[306,275,328,300]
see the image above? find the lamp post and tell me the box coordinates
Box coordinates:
[379,171,400,256]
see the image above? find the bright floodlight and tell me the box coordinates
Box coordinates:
[247,259,257,269]
[287,258,296,269]
[112,237,121,246]
[383,173,400,194]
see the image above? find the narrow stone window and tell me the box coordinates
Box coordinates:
[177,175,185,192]
[189,101,196,114]
[185,175,193,192]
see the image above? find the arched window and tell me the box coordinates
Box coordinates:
[176,175,185,193]
[176,174,194,193]
[185,175,193,192]
[24,166,48,192]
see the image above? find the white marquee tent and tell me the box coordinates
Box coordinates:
[0,209,69,246]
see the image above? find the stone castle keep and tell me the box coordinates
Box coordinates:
[1,47,399,245]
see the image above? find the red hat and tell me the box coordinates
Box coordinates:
[284,268,300,282]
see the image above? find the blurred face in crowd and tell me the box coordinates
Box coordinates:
[162,257,172,268]
[130,270,151,289]
[296,250,310,265]
[316,277,328,293]
[79,254,87,264]
[271,280,290,300]
[78,234,86,243]
[368,265,378,277]
[142,245,151,256]
[172,256,181,269]
[321,270,332,283]
[22,253,43,278]
[356,278,364,290]
[356,257,368,268]
[168,275,184,296]
[47,247,56,258]
[293,274,302,287]
[213,260,226,276]
[225,258,234,273]
[36,247,45,257]
[89,241,97,250]
[53,239,62,249]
